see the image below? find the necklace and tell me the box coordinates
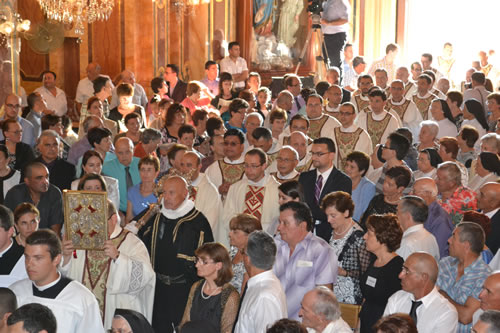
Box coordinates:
[334,220,353,236]
[200,280,221,300]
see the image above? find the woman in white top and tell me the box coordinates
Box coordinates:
[468,152,500,191]
[430,99,458,139]
[71,150,120,210]
[414,148,442,180]
[462,98,489,150]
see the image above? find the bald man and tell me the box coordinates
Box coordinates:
[289,131,312,173]
[75,62,109,113]
[0,94,35,146]
[384,252,458,333]
[110,70,148,109]
[179,151,222,231]
[478,182,500,254]
[412,178,454,258]
[396,66,418,99]
[102,137,141,212]
[472,273,500,325]
[269,146,300,183]
[324,85,343,117]
[137,175,213,333]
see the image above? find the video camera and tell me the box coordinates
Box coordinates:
[307,0,324,16]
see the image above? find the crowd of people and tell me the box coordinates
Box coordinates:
[2,37,500,333]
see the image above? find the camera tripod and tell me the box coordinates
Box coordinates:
[294,13,330,81]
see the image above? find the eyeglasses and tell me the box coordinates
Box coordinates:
[381,144,394,150]
[195,257,215,265]
[244,164,262,169]
[339,111,355,116]
[276,157,296,163]
[5,104,21,109]
[310,151,329,157]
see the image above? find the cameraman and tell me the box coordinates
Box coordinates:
[320,0,351,83]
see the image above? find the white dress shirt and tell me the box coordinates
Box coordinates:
[34,86,68,116]
[306,319,352,333]
[436,118,458,139]
[384,287,458,333]
[396,224,440,261]
[234,270,288,333]
[220,56,248,89]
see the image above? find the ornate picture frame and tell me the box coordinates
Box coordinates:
[63,190,108,251]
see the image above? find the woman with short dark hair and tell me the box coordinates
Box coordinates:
[345,151,375,222]
[360,214,403,333]
[180,243,239,333]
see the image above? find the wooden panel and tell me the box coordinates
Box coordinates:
[184,4,209,82]
[63,38,79,101]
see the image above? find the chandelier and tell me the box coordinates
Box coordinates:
[0,5,30,52]
[37,0,114,36]
[153,0,211,17]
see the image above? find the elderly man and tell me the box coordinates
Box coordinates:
[283,74,304,117]
[9,230,104,333]
[102,137,141,213]
[137,176,213,333]
[305,94,340,140]
[0,94,35,146]
[437,222,492,333]
[350,74,373,113]
[179,151,222,230]
[244,112,263,149]
[396,66,418,99]
[412,178,454,258]
[67,115,104,165]
[110,69,148,109]
[34,130,75,191]
[34,71,67,116]
[299,137,351,241]
[290,131,312,173]
[270,146,300,183]
[275,90,294,118]
[221,148,280,242]
[473,310,500,333]
[61,200,155,330]
[436,162,477,225]
[384,252,458,333]
[274,201,337,320]
[234,231,287,333]
[386,79,422,140]
[333,102,372,171]
[325,67,352,104]
[299,286,351,333]
[396,196,440,261]
[5,162,63,235]
[205,128,246,196]
[75,62,112,113]
[0,205,27,287]
[477,182,500,254]
[472,272,500,325]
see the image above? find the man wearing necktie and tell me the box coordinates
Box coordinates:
[102,137,141,214]
[283,74,304,118]
[298,137,351,242]
[384,252,458,333]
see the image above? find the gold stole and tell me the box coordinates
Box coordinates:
[404,82,415,96]
[308,115,329,140]
[481,64,492,76]
[366,112,391,150]
[412,94,434,120]
[218,160,245,184]
[271,172,300,184]
[354,95,370,113]
[82,230,129,319]
[334,127,363,171]
[385,99,411,120]
[296,159,312,173]
[243,185,265,220]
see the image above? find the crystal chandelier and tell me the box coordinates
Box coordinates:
[0,5,30,52]
[37,0,114,36]
[153,0,211,17]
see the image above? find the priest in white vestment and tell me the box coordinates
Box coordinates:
[10,229,104,333]
[305,94,340,140]
[386,80,423,140]
[60,200,155,330]
[220,148,280,246]
[350,74,374,113]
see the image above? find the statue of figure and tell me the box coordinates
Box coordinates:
[254,0,276,37]
[277,0,304,48]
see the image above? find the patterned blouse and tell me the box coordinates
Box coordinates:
[329,223,371,304]
[229,246,246,294]
[438,185,477,225]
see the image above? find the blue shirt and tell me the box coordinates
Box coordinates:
[102,157,141,212]
[75,151,117,178]
[351,177,375,222]
[127,183,157,216]
[200,77,219,96]
[224,121,246,133]
[437,256,491,333]
[424,201,454,258]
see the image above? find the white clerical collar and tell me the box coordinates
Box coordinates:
[248,174,269,187]
[416,91,431,99]
[485,207,500,218]
[326,104,340,112]
[110,224,123,239]
[390,97,406,105]
[223,154,245,164]
[268,139,280,154]
[0,239,13,257]
[191,173,202,187]
[278,170,299,180]
[360,94,369,101]
[341,124,357,132]
[34,272,61,291]
[297,156,308,166]
[371,111,388,121]
[161,196,195,219]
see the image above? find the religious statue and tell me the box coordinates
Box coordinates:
[276,0,304,48]
[253,0,277,37]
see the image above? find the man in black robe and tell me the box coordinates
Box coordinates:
[137,176,213,333]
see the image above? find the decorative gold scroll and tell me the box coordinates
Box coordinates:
[63,190,108,250]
